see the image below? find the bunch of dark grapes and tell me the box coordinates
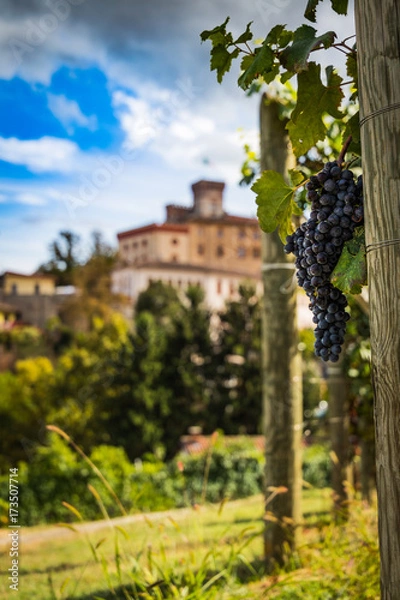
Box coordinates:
[284,161,364,362]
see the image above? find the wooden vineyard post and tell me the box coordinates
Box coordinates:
[259,94,303,569]
[354,2,400,596]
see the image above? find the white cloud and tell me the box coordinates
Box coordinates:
[48,93,98,134]
[113,92,157,147]
[112,87,258,184]
[0,136,79,173]
[15,192,47,206]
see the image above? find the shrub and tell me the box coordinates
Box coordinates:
[17,434,91,526]
[1,434,333,527]
[11,437,136,525]
[303,444,332,488]
[173,441,264,505]
[88,445,134,514]
[131,461,180,512]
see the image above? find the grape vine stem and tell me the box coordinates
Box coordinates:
[338,135,353,165]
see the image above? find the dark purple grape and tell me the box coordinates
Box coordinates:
[330,165,342,178]
[328,213,340,226]
[327,303,339,314]
[345,193,355,204]
[317,171,328,184]
[329,288,341,300]
[309,263,322,276]
[318,221,331,234]
[342,169,354,180]
[331,226,343,238]
[352,207,364,223]
[316,252,328,264]
[340,216,351,229]
[343,204,353,216]
[325,313,336,323]
[311,276,323,287]
[312,242,324,253]
[319,347,330,359]
[320,194,336,207]
[330,334,343,345]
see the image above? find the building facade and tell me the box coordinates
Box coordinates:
[112,180,263,310]
[0,271,59,329]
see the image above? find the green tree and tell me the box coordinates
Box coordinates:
[97,311,172,459]
[0,357,54,470]
[39,230,81,286]
[135,281,213,457]
[98,281,213,460]
[59,231,123,330]
[49,313,129,450]
[211,284,262,434]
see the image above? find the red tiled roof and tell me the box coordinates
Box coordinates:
[186,214,259,226]
[179,434,265,456]
[117,223,189,240]
[222,214,259,224]
[1,271,55,280]
[117,215,259,241]
[126,261,261,279]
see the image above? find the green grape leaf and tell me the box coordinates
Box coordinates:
[343,111,361,156]
[346,52,357,82]
[288,168,307,187]
[286,63,344,156]
[346,52,358,98]
[280,25,336,73]
[304,0,323,22]
[331,227,367,294]
[305,0,348,20]
[200,17,232,46]
[331,0,348,15]
[234,22,253,44]
[252,170,300,241]
[279,29,294,49]
[264,63,280,84]
[238,42,275,89]
[266,24,292,47]
[211,46,240,83]
[281,70,295,83]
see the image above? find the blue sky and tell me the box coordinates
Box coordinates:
[0,0,354,272]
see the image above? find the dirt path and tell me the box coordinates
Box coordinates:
[0,505,197,552]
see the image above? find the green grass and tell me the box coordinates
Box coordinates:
[0,490,380,600]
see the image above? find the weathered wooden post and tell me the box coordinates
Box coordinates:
[354,2,400,596]
[259,94,303,569]
[326,359,349,519]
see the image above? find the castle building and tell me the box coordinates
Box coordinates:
[112,180,263,310]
